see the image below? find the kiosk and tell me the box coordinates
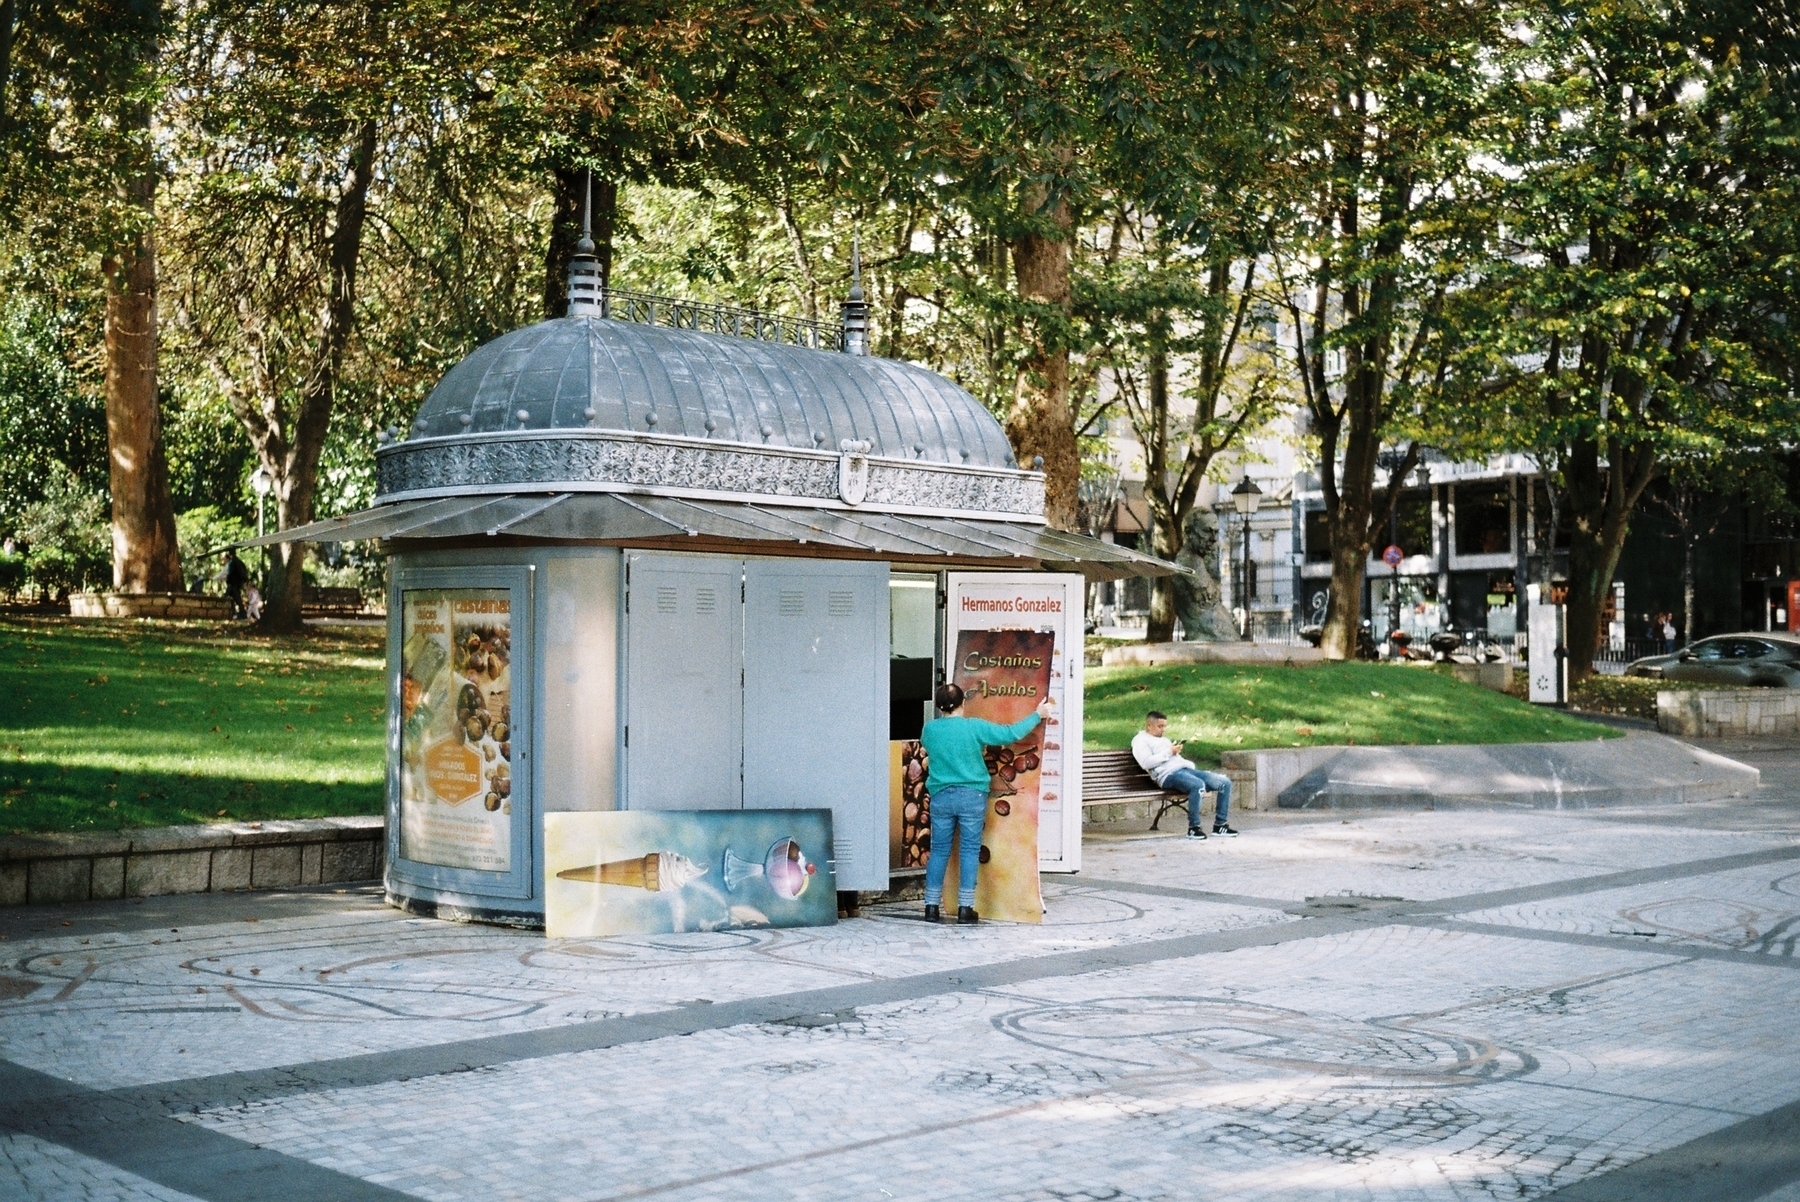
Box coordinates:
[252,239,1177,926]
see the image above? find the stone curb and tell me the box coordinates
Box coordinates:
[0,816,384,908]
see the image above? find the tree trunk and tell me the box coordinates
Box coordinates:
[542,168,616,320]
[776,193,819,321]
[1142,337,1179,642]
[1560,437,1652,681]
[102,134,182,593]
[1008,184,1078,531]
[1319,423,1380,660]
[257,120,378,634]
[1682,523,1695,646]
[1539,481,1561,589]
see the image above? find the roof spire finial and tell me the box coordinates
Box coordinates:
[566,167,603,316]
[840,230,869,355]
[577,170,595,254]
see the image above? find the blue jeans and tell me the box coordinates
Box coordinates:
[923,786,988,907]
[1163,767,1231,829]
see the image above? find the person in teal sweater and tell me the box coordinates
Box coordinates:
[919,682,1053,924]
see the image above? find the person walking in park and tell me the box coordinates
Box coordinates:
[920,683,1052,925]
[217,549,250,619]
[1132,710,1239,840]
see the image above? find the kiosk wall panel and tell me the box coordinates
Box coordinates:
[624,552,744,810]
[743,559,890,891]
[540,552,620,813]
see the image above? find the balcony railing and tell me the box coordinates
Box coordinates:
[602,288,843,351]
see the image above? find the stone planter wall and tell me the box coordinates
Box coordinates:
[1658,688,1800,738]
[1448,662,1512,692]
[69,592,232,620]
[1219,745,1347,810]
[0,817,384,907]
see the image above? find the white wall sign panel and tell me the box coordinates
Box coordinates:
[743,559,889,891]
[946,572,1085,873]
[1526,583,1566,705]
[623,552,744,810]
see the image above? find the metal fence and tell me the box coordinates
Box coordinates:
[1591,637,1671,676]
[601,288,843,351]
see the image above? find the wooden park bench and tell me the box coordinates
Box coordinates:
[301,586,369,618]
[1080,749,1194,831]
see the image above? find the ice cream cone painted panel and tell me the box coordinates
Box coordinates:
[545,810,837,937]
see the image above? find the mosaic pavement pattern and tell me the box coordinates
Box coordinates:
[2,777,1799,1201]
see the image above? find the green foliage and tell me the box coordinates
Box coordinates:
[0,618,385,833]
[16,467,110,597]
[164,391,254,517]
[0,555,26,598]
[1440,2,1800,672]
[174,507,254,572]
[0,255,108,533]
[1084,661,1611,758]
[1566,673,1727,722]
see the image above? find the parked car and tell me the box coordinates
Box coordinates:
[1625,633,1800,686]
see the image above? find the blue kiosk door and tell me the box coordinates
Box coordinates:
[623,552,743,810]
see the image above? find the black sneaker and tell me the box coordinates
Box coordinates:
[923,903,941,923]
[1186,826,1208,840]
[957,906,980,924]
[1212,824,1239,837]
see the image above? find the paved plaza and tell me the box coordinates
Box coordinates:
[3,741,1799,1201]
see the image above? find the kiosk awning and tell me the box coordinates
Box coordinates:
[237,493,1182,581]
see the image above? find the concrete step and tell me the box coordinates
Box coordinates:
[1277,733,1759,810]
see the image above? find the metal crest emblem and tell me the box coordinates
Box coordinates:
[837,439,871,506]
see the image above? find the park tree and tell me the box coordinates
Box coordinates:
[1269,0,1498,661]
[1086,209,1284,642]
[477,0,703,318]
[1,1,183,591]
[164,0,473,630]
[1465,1,1800,679]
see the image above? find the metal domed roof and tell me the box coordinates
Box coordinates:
[407,316,1017,469]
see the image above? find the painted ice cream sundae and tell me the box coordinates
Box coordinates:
[722,837,817,900]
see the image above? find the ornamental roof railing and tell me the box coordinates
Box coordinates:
[599,287,844,352]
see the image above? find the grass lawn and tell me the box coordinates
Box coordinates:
[1085,660,1613,763]
[0,617,387,834]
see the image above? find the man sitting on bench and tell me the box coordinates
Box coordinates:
[1130,710,1238,840]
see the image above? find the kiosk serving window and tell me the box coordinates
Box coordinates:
[389,566,534,900]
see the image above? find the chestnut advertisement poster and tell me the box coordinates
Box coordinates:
[398,590,515,871]
[943,628,1055,923]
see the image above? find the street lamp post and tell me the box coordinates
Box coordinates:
[250,466,274,538]
[250,466,275,583]
[1231,476,1262,642]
